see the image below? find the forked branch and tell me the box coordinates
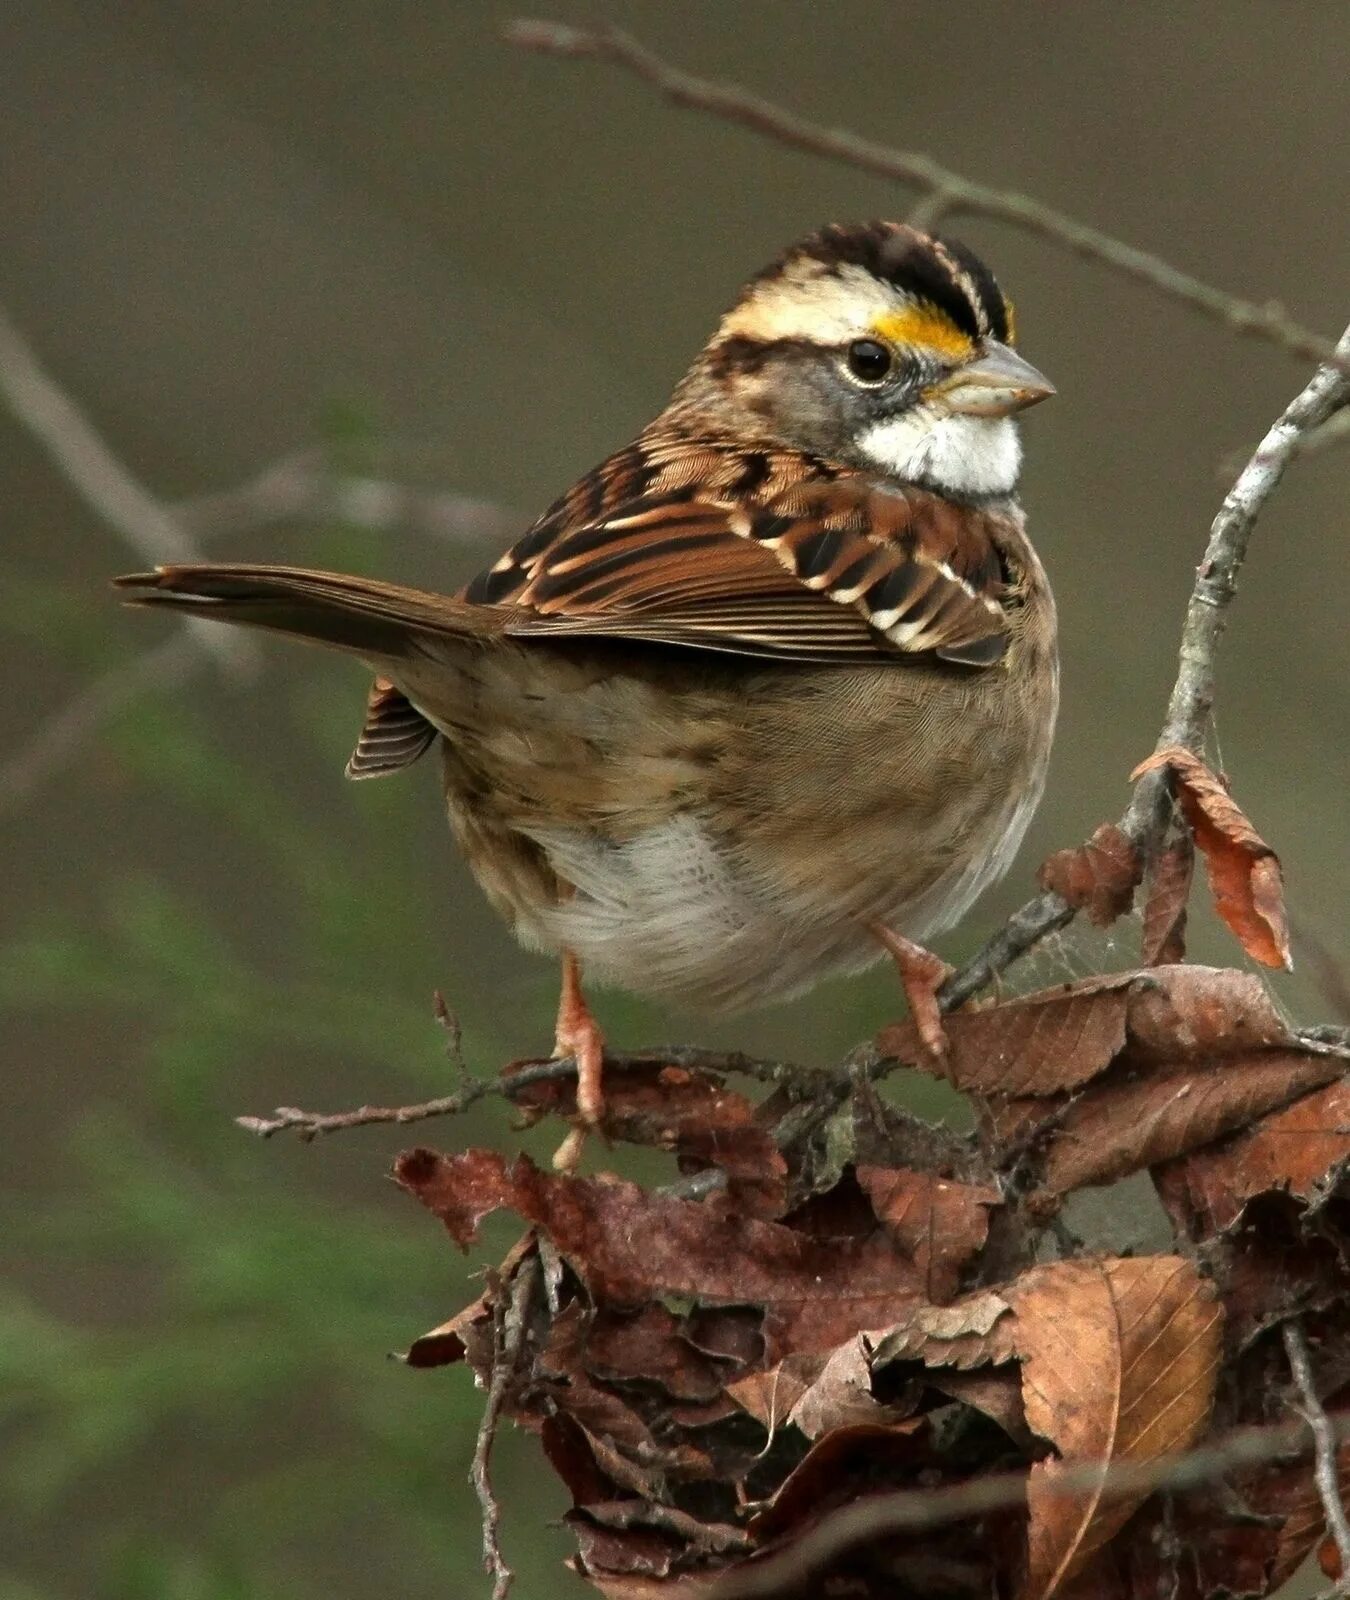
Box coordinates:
[940,313,1350,1010]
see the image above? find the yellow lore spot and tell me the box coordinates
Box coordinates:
[870,304,975,361]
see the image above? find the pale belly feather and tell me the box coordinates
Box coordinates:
[416,631,1056,1015]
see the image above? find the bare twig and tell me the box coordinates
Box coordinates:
[237,1045,815,1140]
[1282,1321,1350,1595]
[506,20,1341,371]
[472,1252,541,1600]
[940,313,1350,1012]
[583,1499,750,1555]
[236,1058,583,1140]
[703,1413,1345,1600]
[0,302,252,675]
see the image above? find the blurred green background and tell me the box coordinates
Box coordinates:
[2,3,1347,1596]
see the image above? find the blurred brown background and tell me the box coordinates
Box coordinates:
[2,4,1347,1597]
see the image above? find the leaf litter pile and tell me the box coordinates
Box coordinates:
[377,756,1350,1598]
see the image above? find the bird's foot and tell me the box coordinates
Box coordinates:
[551,951,605,1173]
[868,922,952,1060]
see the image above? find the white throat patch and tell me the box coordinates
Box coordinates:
[858,411,1022,497]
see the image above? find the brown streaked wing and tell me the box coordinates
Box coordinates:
[502,498,882,662]
[460,442,1010,666]
[746,479,1008,661]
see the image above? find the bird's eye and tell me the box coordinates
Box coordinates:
[845,339,894,384]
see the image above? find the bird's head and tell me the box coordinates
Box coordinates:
[674,221,1053,500]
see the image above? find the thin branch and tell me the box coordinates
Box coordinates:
[236,1045,816,1141]
[703,1413,1344,1600]
[940,313,1350,1012]
[472,1252,541,1600]
[0,302,252,675]
[505,19,1341,371]
[235,1058,582,1140]
[1283,1321,1350,1596]
[582,1499,750,1555]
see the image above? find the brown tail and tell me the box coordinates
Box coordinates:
[113,563,507,662]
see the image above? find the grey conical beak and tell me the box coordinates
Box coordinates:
[932,340,1056,417]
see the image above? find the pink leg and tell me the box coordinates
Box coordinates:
[868,922,952,1060]
[551,950,605,1172]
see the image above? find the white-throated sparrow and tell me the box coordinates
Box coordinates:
[117,222,1058,1163]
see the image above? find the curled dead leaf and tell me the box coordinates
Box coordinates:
[1140,831,1194,966]
[879,973,1134,1095]
[746,1418,930,1545]
[786,1334,915,1439]
[507,1058,787,1216]
[871,1290,1017,1371]
[1133,747,1291,970]
[1038,823,1143,927]
[880,965,1302,1103]
[1157,1078,1350,1235]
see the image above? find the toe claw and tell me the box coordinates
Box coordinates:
[550,950,606,1168]
[868,921,953,1059]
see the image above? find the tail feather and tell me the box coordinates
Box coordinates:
[113,563,507,661]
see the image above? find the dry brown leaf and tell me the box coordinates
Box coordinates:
[1081,1484,1286,1600]
[879,973,1134,1095]
[871,1289,1017,1371]
[1255,1435,1350,1589]
[1118,964,1292,1061]
[569,1518,684,1589]
[402,1296,493,1370]
[928,1369,1030,1443]
[786,1333,914,1439]
[854,1165,1001,1302]
[402,1230,537,1368]
[557,1375,713,1493]
[1033,1053,1339,1198]
[1158,1078,1350,1234]
[1009,1255,1222,1600]
[581,1572,720,1600]
[507,1058,787,1215]
[1140,832,1194,965]
[1133,747,1291,969]
[582,1304,735,1403]
[724,1353,820,1431]
[395,1148,924,1359]
[881,965,1300,1101]
[1038,823,1144,927]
